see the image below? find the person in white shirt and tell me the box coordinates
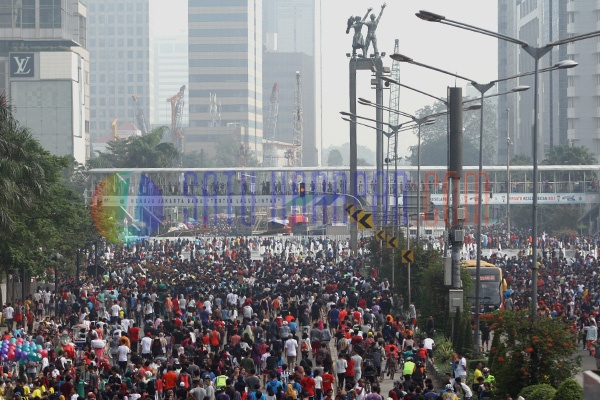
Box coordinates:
[284,334,298,369]
[110,301,120,325]
[140,333,153,358]
[423,337,435,363]
[4,304,14,329]
[243,304,253,320]
[117,341,130,372]
[454,377,473,400]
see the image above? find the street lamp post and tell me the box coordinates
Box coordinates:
[416,9,600,322]
[390,52,573,346]
[506,109,511,237]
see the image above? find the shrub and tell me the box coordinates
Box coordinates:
[519,384,556,400]
[552,378,582,400]
[433,335,455,365]
[487,311,580,396]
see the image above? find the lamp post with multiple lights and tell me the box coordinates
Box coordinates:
[389,52,575,349]
[415,9,600,322]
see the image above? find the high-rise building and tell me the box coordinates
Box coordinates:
[262,0,321,166]
[0,0,90,164]
[154,34,189,127]
[187,0,263,161]
[497,0,598,162]
[84,0,153,143]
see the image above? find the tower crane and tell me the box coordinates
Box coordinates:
[111,118,118,140]
[167,85,186,151]
[292,71,303,167]
[131,94,149,135]
[263,83,279,167]
[387,39,401,165]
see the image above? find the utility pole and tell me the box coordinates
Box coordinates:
[448,87,464,289]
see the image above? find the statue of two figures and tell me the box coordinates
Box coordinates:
[346,3,386,57]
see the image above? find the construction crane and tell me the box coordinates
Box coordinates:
[263,83,279,167]
[111,118,118,140]
[387,39,401,166]
[292,71,303,167]
[131,94,149,135]
[209,93,221,127]
[167,85,186,151]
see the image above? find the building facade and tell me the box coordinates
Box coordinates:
[187,0,263,162]
[0,0,90,164]
[153,35,189,128]
[262,0,321,166]
[497,0,599,163]
[84,0,153,143]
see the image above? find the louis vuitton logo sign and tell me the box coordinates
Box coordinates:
[10,53,35,77]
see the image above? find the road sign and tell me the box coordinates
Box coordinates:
[387,236,398,248]
[358,212,374,230]
[401,249,414,263]
[376,230,387,241]
[344,203,355,216]
[351,209,363,222]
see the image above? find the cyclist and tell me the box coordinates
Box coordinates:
[402,356,416,382]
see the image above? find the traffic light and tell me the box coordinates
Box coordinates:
[299,182,306,197]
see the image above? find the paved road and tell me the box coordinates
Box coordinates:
[575,347,598,386]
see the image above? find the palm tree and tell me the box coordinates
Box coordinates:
[0,95,54,230]
[91,126,180,168]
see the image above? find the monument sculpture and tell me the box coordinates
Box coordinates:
[346,3,386,57]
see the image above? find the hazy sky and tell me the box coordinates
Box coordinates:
[151,0,498,158]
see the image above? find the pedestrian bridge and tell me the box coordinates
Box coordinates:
[86,165,600,236]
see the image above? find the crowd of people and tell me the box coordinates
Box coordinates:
[0,236,451,400]
[2,224,599,400]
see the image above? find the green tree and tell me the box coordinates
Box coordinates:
[542,144,596,165]
[91,126,180,168]
[357,157,371,166]
[210,139,259,167]
[406,98,497,167]
[0,95,99,304]
[327,149,344,166]
[509,204,583,233]
[0,95,54,231]
[488,310,580,396]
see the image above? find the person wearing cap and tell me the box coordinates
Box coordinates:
[440,384,458,400]
[175,381,188,399]
[402,357,416,382]
[482,368,496,392]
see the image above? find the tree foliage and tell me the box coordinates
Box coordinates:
[91,126,180,168]
[327,149,344,166]
[0,95,99,303]
[487,311,580,396]
[509,204,583,232]
[542,144,596,165]
[552,378,583,400]
[211,139,259,168]
[0,95,56,231]
[406,98,497,167]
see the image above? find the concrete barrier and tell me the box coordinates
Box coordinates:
[584,370,600,400]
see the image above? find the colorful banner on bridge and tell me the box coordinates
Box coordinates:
[429,193,589,205]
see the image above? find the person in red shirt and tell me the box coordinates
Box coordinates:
[345,355,355,388]
[321,369,335,394]
[128,322,140,353]
[26,310,35,333]
[300,370,316,399]
[162,365,179,391]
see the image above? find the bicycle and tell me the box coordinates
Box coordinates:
[386,355,397,381]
